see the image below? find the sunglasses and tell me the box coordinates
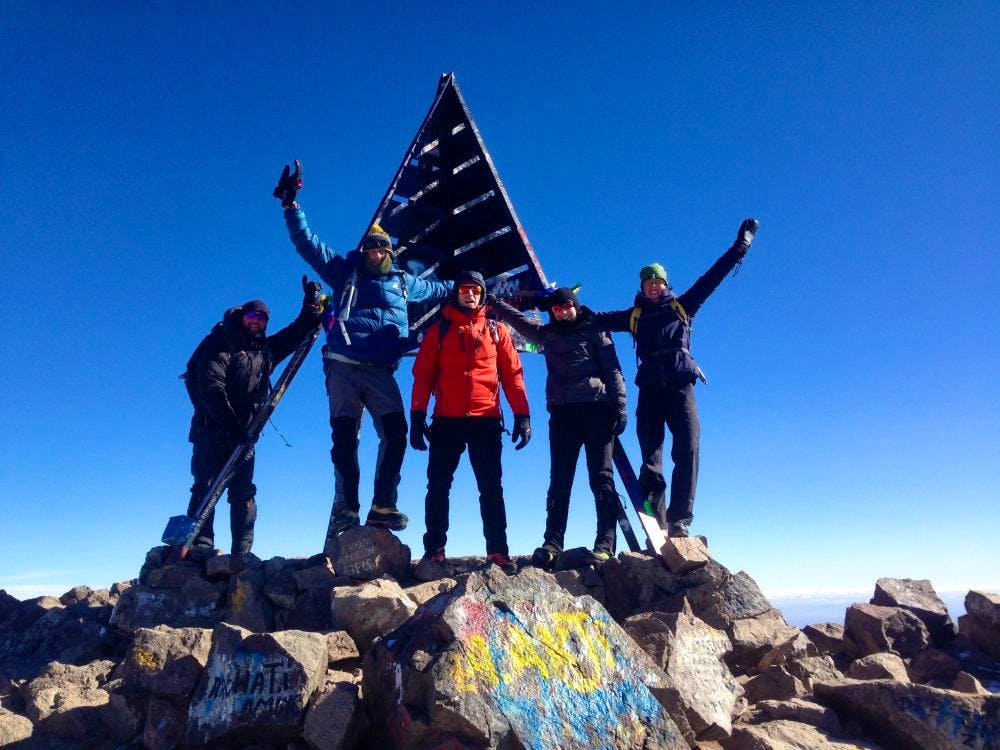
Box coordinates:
[458,284,483,295]
[244,310,269,322]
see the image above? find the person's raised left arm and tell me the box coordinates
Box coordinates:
[678,218,759,318]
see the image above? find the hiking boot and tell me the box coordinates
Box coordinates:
[192,536,215,550]
[591,549,612,563]
[667,522,690,538]
[486,552,518,575]
[531,546,557,569]
[423,548,446,564]
[332,506,360,534]
[365,505,409,531]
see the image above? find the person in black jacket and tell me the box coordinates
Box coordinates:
[487,287,627,567]
[593,219,759,538]
[184,279,322,561]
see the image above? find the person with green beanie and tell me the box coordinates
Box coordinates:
[593,219,759,537]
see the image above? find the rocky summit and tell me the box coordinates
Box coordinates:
[0,527,997,749]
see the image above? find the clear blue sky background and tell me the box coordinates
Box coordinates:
[2,3,997,610]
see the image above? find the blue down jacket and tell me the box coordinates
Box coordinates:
[285,208,452,365]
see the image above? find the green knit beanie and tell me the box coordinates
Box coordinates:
[639,263,667,284]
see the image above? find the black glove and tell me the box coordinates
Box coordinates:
[273,160,303,208]
[734,218,759,252]
[511,414,531,450]
[409,411,431,451]
[301,275,324,319]
[611,411,627,437]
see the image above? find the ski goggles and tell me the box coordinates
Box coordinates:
[457,284,483,296]
[550,301,575,314]
[243,310,269,322]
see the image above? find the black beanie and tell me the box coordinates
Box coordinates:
[546,287,579,310]
[454,270,486,295]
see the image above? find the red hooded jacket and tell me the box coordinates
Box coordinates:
[411,303,530,418]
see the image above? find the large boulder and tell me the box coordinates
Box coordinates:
[0,707,33,745]
[327,526,410,581]
[871,578,955,646]
[0,597,111,680]
[108,578,224,634]
[330,578,418,652]
[815,678,1000,750]
[847,653,910,682]
[184,623,327,747]
[726,609,798,675]
[115,624,213,699]
[844,603,930,658]
[959,590,1000,660]
[20,659,115,723]
[726,719,882,749]
[225,567,275,633]
[624,606,743,740]
[738,697,843,734]
[687,570,774,631]
[364,566,689,749]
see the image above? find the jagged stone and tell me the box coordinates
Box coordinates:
[294,560,340,593]
[905,647,962,685]
[226,567,275,633]
[756,629,817,672]
[278,589,334,632]
[815,678,1000,750]
[143,696,186,750]
[147,562,204,589]
[844,603,930,658]
[109,578,223,633]
[97,684,144,743]
[405,578,458,608]
[0,707,33,745]
[965,590,1000,625]
[726,610,797,675]
[623,606,743,740]
[58,586,93,606]
[19,660,115,723]
[786,655,843,691]
[848,653,909,682]
[727,719,882,749]
[263,575,298,609]
[742,665,806,704]
[116,624,213,699]
[953,671,988,695]
[872,578,955,647]
[302,670,366,750]
[185,623,327,747]
[553,569,591,597]
[803,622,854,661]
[110,580,133,596]
[326,526,410,581]
[412,555,453,582]
[330,578,417,652]
[739,697,842,734]
[324,632,359,667]
[662,536,711,573]
[688,571,773,630]
[84,589,115,608]
[364,566,689,749]
[0,600,110,681]
[205,554,235,580]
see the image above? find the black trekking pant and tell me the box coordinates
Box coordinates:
[635,383,700,527]
[187,431,257,556]
[422,417,509,556]
[544,403,618,554]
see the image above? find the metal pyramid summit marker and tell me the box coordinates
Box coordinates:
[362,73,550,340]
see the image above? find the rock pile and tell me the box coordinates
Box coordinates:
[0,531,997,749]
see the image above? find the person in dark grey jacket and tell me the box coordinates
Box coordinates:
[487,287,627,566]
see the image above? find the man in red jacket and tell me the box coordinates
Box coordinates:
[410,271,531,574]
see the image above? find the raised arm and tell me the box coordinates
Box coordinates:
[487,297,545,346]
[677,218,758,318]
[284,207,345,280]
[495,323,530,416]
[264,278,325,364]
[405,273,454,304]
[589,307,634,333]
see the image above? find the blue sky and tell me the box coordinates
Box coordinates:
[2,3,997,610]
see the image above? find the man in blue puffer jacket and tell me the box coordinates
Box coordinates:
[274,162,453,548]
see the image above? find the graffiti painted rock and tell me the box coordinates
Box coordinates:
[0,708,33,745]
[116,624,213,698]
[364,566,689,749]
[848,653,909,682]
[814,678,1000,750]
[662,536,711,573]
[109,578,223,634]
[302,670,367,750]
[185,623,327,747]
[330,578,417,652]
[844,603,929,658]
[728,719,882,749]
[624,607,742,740]
[327,526,410,581]
[226,567,275,633]
[872,578,955,646]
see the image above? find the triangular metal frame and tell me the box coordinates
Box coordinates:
[361,73,549,342]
